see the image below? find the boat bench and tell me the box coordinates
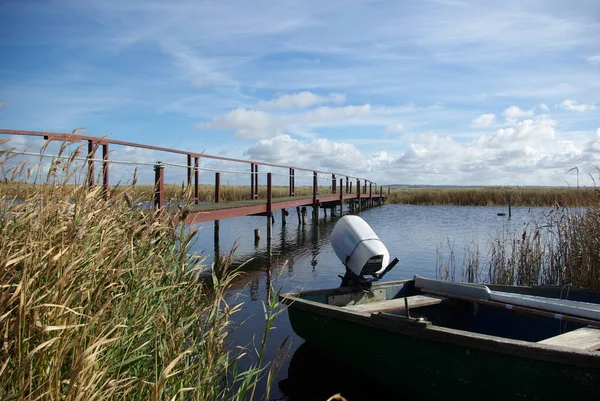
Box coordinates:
[538,327,600,351]
[343,294,448,314]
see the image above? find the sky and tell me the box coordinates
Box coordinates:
[1,0,599,187]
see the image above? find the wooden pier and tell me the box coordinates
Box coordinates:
[0,129,387,227]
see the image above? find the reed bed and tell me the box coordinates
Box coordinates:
[388,187,599,207]
[0,141,283,400]
[438,206,600,290]
[0,182,329,203]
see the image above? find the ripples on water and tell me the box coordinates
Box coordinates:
[189,204,553,400]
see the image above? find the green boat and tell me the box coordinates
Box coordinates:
[280,216,600,401]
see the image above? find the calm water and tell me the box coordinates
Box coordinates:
[189,204,552,400]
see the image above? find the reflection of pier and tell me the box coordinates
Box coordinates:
[222,214,340,295]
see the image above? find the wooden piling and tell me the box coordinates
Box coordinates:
[296,207,301,224]
[87,140,95,189]
[254,228,260,245]
[214,172,221,203]
[282,208,287,225]
[508,193,512,219]
[301,207,307,225]
[194,157,199,204]
[102,143,109,199]
[153,161,164,209]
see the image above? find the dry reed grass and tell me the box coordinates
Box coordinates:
[439,205,600,290]
[0,140,284,400]
[388,186,599,207]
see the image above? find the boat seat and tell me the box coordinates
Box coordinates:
[343,294,448,313]
[538,327,600,351]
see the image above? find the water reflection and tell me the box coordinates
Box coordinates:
[279,343,408,401]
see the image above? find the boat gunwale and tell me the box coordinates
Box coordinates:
[280,280,600,368]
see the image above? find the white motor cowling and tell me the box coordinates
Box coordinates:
[331,215,391,278]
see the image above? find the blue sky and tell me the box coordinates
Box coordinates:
[1,0,599,186]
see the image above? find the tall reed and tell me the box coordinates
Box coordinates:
[439,205,600,290]
[0,141,281,400]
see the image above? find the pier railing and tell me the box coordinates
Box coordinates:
[0,129,386,209]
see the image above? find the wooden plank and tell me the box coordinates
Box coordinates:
[328,289,386,307]
[538,327,600,350]
[343,295,447,313]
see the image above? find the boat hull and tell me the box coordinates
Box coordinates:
[287,300,600,401]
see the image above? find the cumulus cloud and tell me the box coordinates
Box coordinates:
[539,104,549,111]
[195,104,372,138]
[502,106,534,123]
[244,134,396,175]
[560,99,597,112]
[257,91,345,109]
[471,113,495,127]
[384,123,404,133]
[195,108,281,139]
[487,116,557,147]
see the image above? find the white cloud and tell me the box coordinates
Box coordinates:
[471,113,495,127]
[539,104,549,112]
[195,104,372,139]
[195,108,281,139]
[587,54,600,66]
[502,106,534,123]
[487,116,557,146]
[257,91,345,109]
[560,99,597,112]
[302,104,371,123]
[384,123,404,133]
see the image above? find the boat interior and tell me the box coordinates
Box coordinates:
[300,277,600,351]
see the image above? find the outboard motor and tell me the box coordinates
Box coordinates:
[330,216,399,291]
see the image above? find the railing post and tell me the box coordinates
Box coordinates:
[250,163,255,200]
[369,182,372,198]
[289,167,294,197]
[339,178,343,202]
[357,179,361,199]
[332,174,336,194]
[87,140,95,188]
[102,143,109,199]
[187,154,193,187]
[154,161,164,209]
[194,157,199,204]
[254,164,259,199]
[214,172,221,203]
[349,180,352,194]
[313,171,318,204]
[346,176,349,194]
[267,172,272,214]
[388,186,390,195]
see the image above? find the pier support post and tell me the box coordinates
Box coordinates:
[187,154,193,192]
[87,140,95,189]
[356,179,361,211]
[289,168,295,196]
[194,157,199,204]
[254,228,260,246]
[301,207,307,225]
[153,161,164,210]
[214,172,221,203]
[102,143,109,199]
[282,209,288,226]
[332,174,336,194]
[296,207,301,224]
[312,171,318,204]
